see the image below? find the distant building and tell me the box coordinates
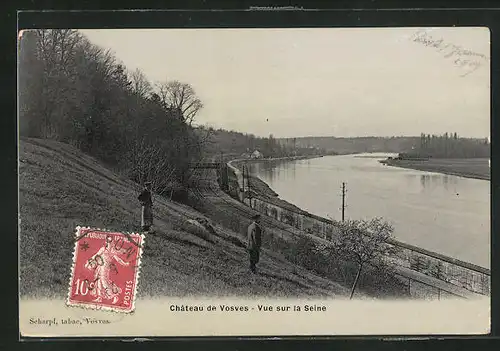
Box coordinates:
[251,150,263,159]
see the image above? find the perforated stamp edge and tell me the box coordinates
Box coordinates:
[65,226,146,314]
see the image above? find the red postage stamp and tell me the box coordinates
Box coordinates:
[66,226,145,313]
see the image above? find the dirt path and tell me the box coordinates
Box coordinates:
[19,138,350,299]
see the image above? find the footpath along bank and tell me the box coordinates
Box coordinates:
[221,157,490,300]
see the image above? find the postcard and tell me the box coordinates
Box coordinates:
[18,26,490,338]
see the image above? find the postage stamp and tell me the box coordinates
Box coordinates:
[66,226,145,313]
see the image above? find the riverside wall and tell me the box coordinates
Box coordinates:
[225,160,491,298]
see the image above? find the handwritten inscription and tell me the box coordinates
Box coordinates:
[410,30,489,77]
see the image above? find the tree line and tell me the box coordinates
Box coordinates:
[199,127,330,159]
[413,132,489,158]
[287,136,420,154]
[18,29,206,195]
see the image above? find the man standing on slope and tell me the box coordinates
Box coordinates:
[138,182,153,232]
[247,214,263,273]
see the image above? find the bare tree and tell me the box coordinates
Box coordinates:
[332,217,398,299]
[20,28,205,188]
[130,68,152,98]
[126,139,177,197]
[22,30,88,139]
[156,80,203,125]
[194,126,215,150]
[19,30,43,137]
[35,29,83,74]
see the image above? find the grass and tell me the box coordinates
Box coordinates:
[186,172,409,299]
[383,158,490,180]
[19,138,352,299]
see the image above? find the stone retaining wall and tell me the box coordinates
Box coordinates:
[226,161,490,297]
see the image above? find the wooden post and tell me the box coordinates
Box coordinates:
[243,164,246,193]
[350,263,363,299]
[246,161,251,199]
[341,182,347,222]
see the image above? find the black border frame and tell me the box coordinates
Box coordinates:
[5,2,500,349]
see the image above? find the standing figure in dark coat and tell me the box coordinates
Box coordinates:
[138,182,153,232]
[247,214,263,273]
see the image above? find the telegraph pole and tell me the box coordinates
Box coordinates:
[341,182,347,222]
[243,163,249,202]
[247,164,250,192]
[244,162,250,194]
[239,164,245,202]
[219,151,223,186]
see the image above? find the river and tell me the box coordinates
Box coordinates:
[248,154,490,269]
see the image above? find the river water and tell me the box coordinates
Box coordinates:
[248,154,490,269]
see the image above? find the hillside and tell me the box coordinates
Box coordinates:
[198,127,328,159]
[285,135,490,157]
[285,136,420,154]
[19,138,349,299]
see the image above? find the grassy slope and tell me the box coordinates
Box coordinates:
[191,168,407,299]
[19,138,349,299]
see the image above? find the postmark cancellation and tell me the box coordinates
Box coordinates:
[66,226,145,313]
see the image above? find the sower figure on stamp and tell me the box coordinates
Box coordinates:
[85,240,130,304]
[247,214,263,273]
[138,182,153,232]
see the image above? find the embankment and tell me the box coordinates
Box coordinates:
[19,138,352,299]
[229,156,324,214]
[226,158,490,299]
[189,168,409,299]
[381,158,490,181]
[194,157,416,299]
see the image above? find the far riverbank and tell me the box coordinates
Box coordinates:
[381,158,490,181]
[245,153,490,269]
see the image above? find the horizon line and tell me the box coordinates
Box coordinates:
[195,126,489,140]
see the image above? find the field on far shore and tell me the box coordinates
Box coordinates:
[383,158,490,180]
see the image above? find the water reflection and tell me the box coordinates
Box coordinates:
[248,159,299,183]
[252,154,490,268]
[418,173,461,193]
[419,174,441,193]
[420,174,427,190]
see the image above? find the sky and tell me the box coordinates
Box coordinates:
[80,27,490,139]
